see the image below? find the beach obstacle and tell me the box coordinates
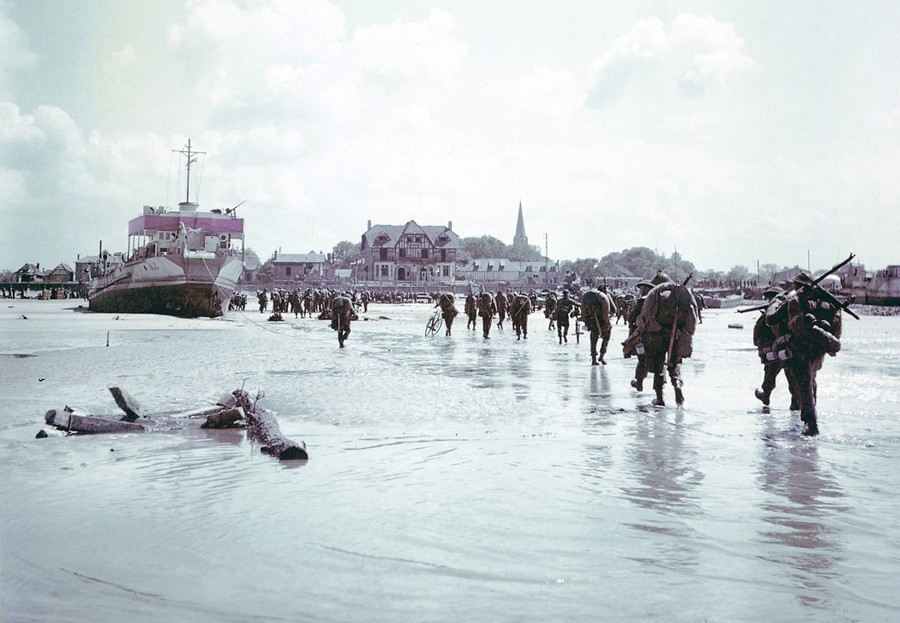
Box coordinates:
[37,386,308,461]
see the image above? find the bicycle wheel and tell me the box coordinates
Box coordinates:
[425,316,438,336]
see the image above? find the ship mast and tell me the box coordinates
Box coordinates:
[174,139,206,205]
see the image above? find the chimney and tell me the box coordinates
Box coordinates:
[367,219,372,230]
[448,220,453,231]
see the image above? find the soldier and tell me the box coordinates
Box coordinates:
[495,288,508,329]
[257,288,268,313]
[465,293,477,330]
[581,288,612,365]
[437,292,459,336]
[753,285,798,409]
[636,272,699,406]
[330,293,356,348]
[545,290,558,331]
[555,290,576,343]
[478,291,497,339]
[510,292,532,340]
[624,279,655,390]
[764,268,848,436]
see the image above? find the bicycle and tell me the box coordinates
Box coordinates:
[425,308,443,337]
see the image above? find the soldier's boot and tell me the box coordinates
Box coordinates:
[559,335,563,344]
[674,382,684,406]
[754,388,770,406]
[599,349,607,365]
[591,354,598,365]
[652,375,666,406]
[630,378,642,391]
[801,406,819,436]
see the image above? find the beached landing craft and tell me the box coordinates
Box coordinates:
[88,140,245,317]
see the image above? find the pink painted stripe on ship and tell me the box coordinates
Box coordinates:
[128,214,245,235]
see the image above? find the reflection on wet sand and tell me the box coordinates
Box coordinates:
[757,424,847,609]
[619,409,705,570]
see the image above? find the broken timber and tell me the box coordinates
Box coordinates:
[45,407,146,434]
[39,386,308,461]
[232,390,309,460]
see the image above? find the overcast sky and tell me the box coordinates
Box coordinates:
[2,0,898,273]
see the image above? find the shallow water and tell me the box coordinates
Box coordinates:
[2,300,899,622]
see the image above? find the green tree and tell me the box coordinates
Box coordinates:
[256,259,275,284]
[726,265,752,282]
[332,240,361,268]
[458,235,509,261]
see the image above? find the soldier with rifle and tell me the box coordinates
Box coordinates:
[635,271,699,406]
[762,254,857,435]
[747,285,799,409]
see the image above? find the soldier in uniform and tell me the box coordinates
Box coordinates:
[753,285,798,409]
[624,279,655,390]
[580,288,612,365]
[545,290,558,331]
[478,291,497,339]
[555,290,576,344]
[635,272,699,406]
[437,292,459,336]
[764,273,846,435]
[495,288,508,329]
[465,293,477,330]
[330,293,356,348]
[510,292,532,340]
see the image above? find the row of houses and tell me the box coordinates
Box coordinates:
[260,215,561,289]
[5,206,558,293]
[3,263,75,283]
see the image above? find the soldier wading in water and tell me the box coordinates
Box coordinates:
[760,255,855,436]
[634,272,699,406]
[437,292,459,336]
[330,293,356,348]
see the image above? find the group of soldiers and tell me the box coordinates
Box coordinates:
[434,259,849,436]
[253,287,372,318]
[243,255,850,436]
[437,285,619,366]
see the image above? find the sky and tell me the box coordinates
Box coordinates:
[1,0,898,274]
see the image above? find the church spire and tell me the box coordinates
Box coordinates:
[513,200,528,248]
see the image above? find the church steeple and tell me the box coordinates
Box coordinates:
[513,201,528,249]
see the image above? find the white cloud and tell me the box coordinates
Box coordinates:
[589,13,756,103]
[0,7,36,95]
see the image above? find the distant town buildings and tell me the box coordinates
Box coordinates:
[358,220,460,284]
[269,251,328,281]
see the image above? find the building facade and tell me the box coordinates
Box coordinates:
[270,251,328,281]
[359,220,460,284]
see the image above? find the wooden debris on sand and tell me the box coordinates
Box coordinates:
[38,386,308,461]
[233,389,309,460]
[44,406,146,434]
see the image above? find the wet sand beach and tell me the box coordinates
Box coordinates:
[2,299,899,622]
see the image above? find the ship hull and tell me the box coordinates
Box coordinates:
[89,254,243,318]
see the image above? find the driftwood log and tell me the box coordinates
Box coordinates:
[45,407,146,434]
[39,386,308,461]
[233,390,308,460]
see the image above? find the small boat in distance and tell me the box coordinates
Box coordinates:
[88,139,245,317]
